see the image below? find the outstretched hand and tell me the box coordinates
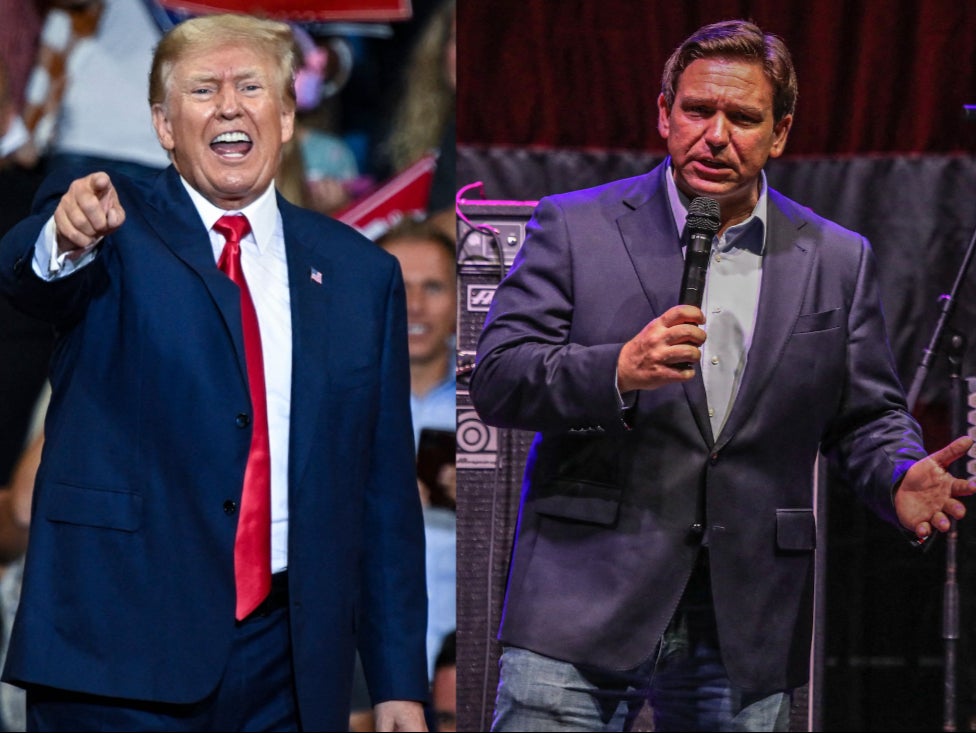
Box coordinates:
[53,171,126,259]
[895,436,976,541]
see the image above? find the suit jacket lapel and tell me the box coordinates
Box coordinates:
[140,173,336,486]
[617,167,682,318]
[279,197,335,490]
[144,167,249,385]
[617,163,713,445]
[714,190,813,451]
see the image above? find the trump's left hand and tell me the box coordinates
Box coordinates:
[373,699,428,732]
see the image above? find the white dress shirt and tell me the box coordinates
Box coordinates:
[185,181,292,573]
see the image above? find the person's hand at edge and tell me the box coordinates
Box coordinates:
[895,436,976,541]
[373,699,428,732]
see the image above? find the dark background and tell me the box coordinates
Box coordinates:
[455,1,976,731]
[457,0,976,156]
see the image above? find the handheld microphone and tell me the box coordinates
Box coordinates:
[675,196,720,370]
[679,196,721,307]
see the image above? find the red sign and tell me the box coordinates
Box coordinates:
[158,0,412,22]
[334,154,436,240]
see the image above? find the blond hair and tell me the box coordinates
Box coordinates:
[386,0,455,173]
[149,13,297,109]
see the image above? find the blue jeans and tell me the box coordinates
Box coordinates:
[492,564,792,732]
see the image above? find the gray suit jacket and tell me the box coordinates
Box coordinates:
[470,160,924,691]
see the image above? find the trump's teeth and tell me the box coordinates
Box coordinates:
[212,131,252,144]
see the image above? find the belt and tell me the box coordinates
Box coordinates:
[241,571,289,621]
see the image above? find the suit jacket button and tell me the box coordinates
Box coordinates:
[235,413,251,428]
[710,452,719,464]
[223,500,238,515]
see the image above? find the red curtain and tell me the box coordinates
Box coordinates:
[457,0,976,155]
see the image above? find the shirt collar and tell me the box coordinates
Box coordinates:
[181,178,279,253]
[664,159,768,255]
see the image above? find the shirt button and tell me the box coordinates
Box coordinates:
[708,408,715,417]
[715,254,722,262]
[711,356,720,365]
[223,500,238,515]
[236,413,251,428]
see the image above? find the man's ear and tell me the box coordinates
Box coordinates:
[769,114,793,159]
[280,104,295,145]
[657,93,671,140]
[151,104,175,152]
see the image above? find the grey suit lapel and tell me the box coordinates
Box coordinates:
[714,191,813,451]
[617,170,682,318]
[616,165,713,444]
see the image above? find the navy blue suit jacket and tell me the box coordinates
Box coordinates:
[470,161,925,691]
[0,166,428,729]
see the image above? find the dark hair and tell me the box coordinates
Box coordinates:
[376,217,456,262]
[661,19,797,122]
[435,630,456,669]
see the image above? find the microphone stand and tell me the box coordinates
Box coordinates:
[943,333,966,733]
[905,222,976,410]
[904,212,976,731]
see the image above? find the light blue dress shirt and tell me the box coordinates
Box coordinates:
[410,353,457,680]
[665,165,768,437]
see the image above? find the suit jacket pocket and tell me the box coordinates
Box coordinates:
[533,480,622,526]
[776,508,816,551]
[44,482,143,532]
[793,308,843,334]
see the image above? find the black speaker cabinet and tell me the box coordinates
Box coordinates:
[456,200,536,732]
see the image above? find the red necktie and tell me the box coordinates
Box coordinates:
[214,214,272,620]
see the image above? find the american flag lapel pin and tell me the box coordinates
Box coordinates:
[309,267,323,285]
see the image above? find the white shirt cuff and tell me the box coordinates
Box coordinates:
[33,217,99,280]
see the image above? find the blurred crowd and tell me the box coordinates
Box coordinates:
[0,1,456,731]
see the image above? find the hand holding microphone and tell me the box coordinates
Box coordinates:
[616,196,720,392]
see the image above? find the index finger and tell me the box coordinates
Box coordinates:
[89,172,125,229]
[90,171,111,191]
[662,304,705,327]
[928,436,975,470]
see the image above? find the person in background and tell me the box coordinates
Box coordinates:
[0,386,45,733]
[20,0,171,178]
[276,25,361,217]
[0,0,42,137]
[377,218,457,446]
[377,217,457,684]
[0,6,52,497]
[382,0,456,238]
[429,630,456,732]
[470,18,976,733]
[0,13,427,732]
